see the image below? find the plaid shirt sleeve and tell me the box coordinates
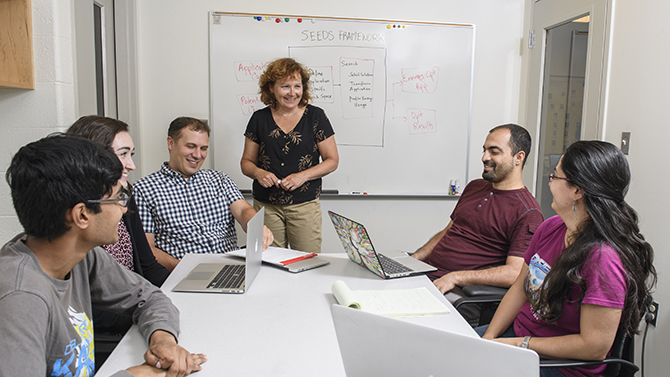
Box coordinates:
[133,179,155,234]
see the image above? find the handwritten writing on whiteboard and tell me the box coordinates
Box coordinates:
[340,57,374,119]
[235,61,267,82]
[308,66,335,104]
[408,108,437,135]
[299,30,386,43]
[401,67,439,94]
[236,94,265,116]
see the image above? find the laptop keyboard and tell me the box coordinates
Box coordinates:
[207,264,245,289]
[377,254,413,274]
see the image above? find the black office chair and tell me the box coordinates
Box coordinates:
[455,287,647,377]
[452,284,508,327]
[539,323,638,377]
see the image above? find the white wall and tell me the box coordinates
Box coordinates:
[0,0,77,242]
[603,0,669,374]
[0,0,667,374]
[133,0,528,253]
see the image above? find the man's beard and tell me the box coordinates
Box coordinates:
[482,161,513,183]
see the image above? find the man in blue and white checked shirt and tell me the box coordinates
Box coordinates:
[135,117,273,271]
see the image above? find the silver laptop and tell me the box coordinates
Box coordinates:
[330,304,539,377]
[172,208,264,293]
[328,211,436,278]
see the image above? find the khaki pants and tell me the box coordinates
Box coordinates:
[253,198,322,253]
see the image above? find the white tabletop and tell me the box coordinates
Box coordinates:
[96,253,476,377]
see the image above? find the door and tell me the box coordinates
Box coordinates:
[73,0,142,181]
[74,0,117,117]
[525,0,610,217]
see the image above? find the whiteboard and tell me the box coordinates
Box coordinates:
[209,12,474,195]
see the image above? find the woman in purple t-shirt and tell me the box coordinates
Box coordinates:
[479,141,656,377]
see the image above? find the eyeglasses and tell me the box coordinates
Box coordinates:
[87,187,132,208]
[548,173,571,183]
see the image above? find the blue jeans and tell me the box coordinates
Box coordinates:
[474,325,566,377]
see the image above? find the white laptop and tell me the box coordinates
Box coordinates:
[328,211,436,278]
[330,304,540,377]
[172,208,264,294]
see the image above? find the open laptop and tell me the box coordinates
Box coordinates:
[330,304,539,377]
[328,211,436,278]
[172,207,264,293]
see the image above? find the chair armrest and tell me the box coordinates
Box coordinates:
[453,295,506,309]
[461,285,508,297]
[540,357,639,374]
[452,285,507,309]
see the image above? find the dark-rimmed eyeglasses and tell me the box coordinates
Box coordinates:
[548,173,571,183]
[87,187,132,208]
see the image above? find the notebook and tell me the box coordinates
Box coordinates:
[330,304,539,377]
[172,207,264,293]
[328,211,436,278]
[227,246,330,273]
[331,279,450,317]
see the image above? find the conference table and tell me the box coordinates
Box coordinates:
[96,253,477,377]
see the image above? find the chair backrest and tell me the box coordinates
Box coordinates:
[605,324,632,377]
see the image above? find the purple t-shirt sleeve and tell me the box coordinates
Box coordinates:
[580,244,627,309]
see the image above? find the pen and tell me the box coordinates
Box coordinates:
[280,253,317,265]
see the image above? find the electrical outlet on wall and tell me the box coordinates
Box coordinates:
[621,132,631,155]
[647,301,659,327]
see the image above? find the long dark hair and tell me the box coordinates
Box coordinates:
[537,140,656,335]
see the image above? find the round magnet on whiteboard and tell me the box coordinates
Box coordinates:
[255,16,261,21]
[297,18,303,23]
[285,18,290,22]
[387,25,392,29]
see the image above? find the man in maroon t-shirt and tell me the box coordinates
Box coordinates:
[412,124,543,301]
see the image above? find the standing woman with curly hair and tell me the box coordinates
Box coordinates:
[479,140,656,377]
[241,58,339,253]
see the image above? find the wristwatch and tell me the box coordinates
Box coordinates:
[520,336,532,349]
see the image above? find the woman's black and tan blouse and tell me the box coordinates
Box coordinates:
[244,104,335,205]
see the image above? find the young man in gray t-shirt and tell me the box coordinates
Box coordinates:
[0,134,206,377]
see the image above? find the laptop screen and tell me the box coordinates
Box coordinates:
[328,211,385,278]
[244,207,264,289]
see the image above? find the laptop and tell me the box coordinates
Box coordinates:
[328,211,436,278]
[172,207,264,293]
[330,304,539,377]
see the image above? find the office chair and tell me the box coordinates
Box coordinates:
[540,295,656,377]
[539,323,638,377]
[456,289,650,377]
[452,284,508,327]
